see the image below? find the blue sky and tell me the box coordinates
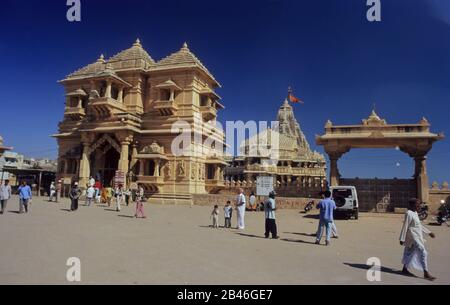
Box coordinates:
[0,0,449,182]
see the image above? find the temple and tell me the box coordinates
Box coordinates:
[224,98,327,197]
[53,39,226,204]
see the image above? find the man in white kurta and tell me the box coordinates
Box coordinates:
[399,198,436,281]
[236,188,246,230]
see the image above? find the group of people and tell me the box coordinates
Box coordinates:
[66,177,147,219]
[0,180,33,214]
[210,188,437,281]
[210,188,279,239]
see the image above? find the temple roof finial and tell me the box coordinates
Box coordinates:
[97,54,105,63]
[133,38,142,48]
[182,42,189,49]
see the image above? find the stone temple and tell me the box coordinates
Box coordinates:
[53,39,226,205]
[224,98,327,197]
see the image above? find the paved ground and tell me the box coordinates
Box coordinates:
[0,195,449,285]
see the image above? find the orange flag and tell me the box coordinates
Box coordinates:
[288,92,304,104]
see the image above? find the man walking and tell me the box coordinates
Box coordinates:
[399,198,436,281]
[49,181,56,202]
[69,182,81,211]
[264,191,279,239]
[236,188,246,230]
[18,181,32,214]
[56,179,62,203]
[315,190,336,246]
[0,180,12,214]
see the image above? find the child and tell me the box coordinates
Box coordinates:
[135,184,146,219]
[224,201,233,228]
[211,205,220,228]
[85,185,95,206]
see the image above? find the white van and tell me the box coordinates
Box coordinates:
[330,186,359,219]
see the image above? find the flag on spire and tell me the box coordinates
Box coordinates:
[288,87,304,104]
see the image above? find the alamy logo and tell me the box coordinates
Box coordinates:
[367,0,381,22]
[366,257,381,282]
[66,257,81,282]
[66,0,81,22]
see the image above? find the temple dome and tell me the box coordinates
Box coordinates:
[107,38,155,70]
[156,42,220,86]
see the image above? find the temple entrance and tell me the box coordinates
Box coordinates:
[88,134,122,187]
[101,148,120,187]
[316,110,444,208]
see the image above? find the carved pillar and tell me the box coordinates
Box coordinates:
[79,140,91,188]
[117,87,124,103]
[169,89,175,102]
[117,133,133,188]
[215,165,221,180]
[154,160,160,177]
[130,143,138,170]
[329,155,340,186]
[105,80,112,98]
[415,155,429,203]
[139,160,145,176]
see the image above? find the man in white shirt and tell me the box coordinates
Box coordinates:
[399,198,436,281]
[236,188,246,230]
[0,180,12,214]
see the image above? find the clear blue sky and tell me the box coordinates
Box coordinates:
[0,0,449,183]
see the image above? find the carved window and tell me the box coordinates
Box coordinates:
[147,160,155,177]
[200,95,209,107]
[206,164,215,180]
[160,89,171,101]
[111,86,119,100]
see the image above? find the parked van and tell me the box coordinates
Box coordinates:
[330,186,359,219]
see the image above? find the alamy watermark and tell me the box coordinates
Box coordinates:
[171,114,280,162]
[66,257,81,282]
[366,257,381,282]
[367,0,381,22]
[66,0,81,22]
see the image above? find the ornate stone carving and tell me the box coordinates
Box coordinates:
[177,160,186,177]
[191,162,196,180]
[164,161,173,179]
[431,181,439,190]
[442,181,449,190]
[140,141,164,154]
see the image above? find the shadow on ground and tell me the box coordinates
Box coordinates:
[343,263,416,278]
[284,232,316,237]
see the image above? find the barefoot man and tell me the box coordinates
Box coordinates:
[399,198,436,281]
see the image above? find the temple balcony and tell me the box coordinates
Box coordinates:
[64,107,86,120]
[89,97,127,118]
[200,105,217,121]
[154,100,178,116]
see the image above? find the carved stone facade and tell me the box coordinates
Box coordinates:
[53,39,226,205]
[224,98,327,197]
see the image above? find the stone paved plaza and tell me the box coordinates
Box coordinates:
[0,196,449,285]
